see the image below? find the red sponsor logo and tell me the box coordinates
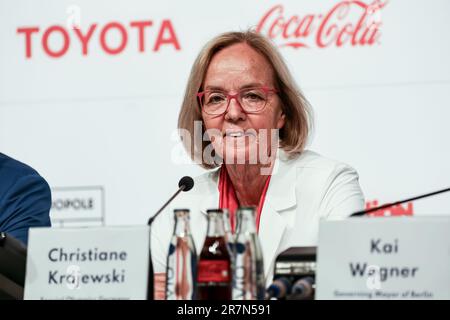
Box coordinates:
[365,200,414,217]
[256,0,388,49]
[197,260,230,283]
[17,20,181,59]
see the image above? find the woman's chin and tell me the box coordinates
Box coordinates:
[222,145,255,165]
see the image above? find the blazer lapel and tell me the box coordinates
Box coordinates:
[258,149,297,277]
[195,151,298,278]
[199,169,220,216]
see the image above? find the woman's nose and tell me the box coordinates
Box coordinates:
[224,97,246,122]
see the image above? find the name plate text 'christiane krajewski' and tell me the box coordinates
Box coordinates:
[24,226,150,299]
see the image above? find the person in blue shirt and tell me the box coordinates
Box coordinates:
[0,153,51,245]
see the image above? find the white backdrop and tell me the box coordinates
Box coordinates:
[1,0,449,228]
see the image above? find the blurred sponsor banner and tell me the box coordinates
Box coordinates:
[0,0,449,228]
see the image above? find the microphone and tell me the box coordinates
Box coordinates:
[290,276,314,300]
[265,277,292,300]
[351,186,450,217]
[148,176,194,225]
[147,176,194,300]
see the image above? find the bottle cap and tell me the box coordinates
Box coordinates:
[206,209,223,215]
[173,209,190,218]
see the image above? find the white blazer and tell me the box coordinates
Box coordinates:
[151,149,365,283]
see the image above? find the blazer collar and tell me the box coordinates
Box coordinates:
[197,148,299,277]
[199,148,298,214]
[199,169,220,216]
[259,149,298,276]
[264,148,297,212]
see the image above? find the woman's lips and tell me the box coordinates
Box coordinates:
[223,130,256,138]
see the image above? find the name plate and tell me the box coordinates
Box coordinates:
[24,226,150,300]
[316,217,450,300]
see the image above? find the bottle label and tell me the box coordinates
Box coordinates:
[197,260,230,283]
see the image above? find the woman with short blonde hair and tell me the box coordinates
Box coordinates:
[152,30,364,299]
[178,31,313,168]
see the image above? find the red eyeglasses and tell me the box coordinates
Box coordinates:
[197,86,278,116]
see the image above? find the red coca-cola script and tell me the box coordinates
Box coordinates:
[256,0,388,49]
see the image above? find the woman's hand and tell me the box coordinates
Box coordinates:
[154,272,166,300]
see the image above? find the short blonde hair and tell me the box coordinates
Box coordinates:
[178,30,313,169]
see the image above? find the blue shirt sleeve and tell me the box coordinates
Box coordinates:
[0,173,52,245]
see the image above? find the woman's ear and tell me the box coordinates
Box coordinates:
[276,112,286,129]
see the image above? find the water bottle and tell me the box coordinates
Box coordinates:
[165,209,197,300]
[233,206,265,300]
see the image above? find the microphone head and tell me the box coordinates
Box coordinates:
[179,176,194,192]
[266,277,292,299]
[291,276,314,298]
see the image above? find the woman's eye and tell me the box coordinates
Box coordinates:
[243,92,264,101]
[207,94,226,104]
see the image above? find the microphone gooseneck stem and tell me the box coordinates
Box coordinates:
[352,186,450,217]
[148,185,186,225]
[147,176,193,300]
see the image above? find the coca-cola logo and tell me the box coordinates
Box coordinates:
[256,0,388,49]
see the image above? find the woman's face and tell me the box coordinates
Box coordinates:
[201,43,285,165]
